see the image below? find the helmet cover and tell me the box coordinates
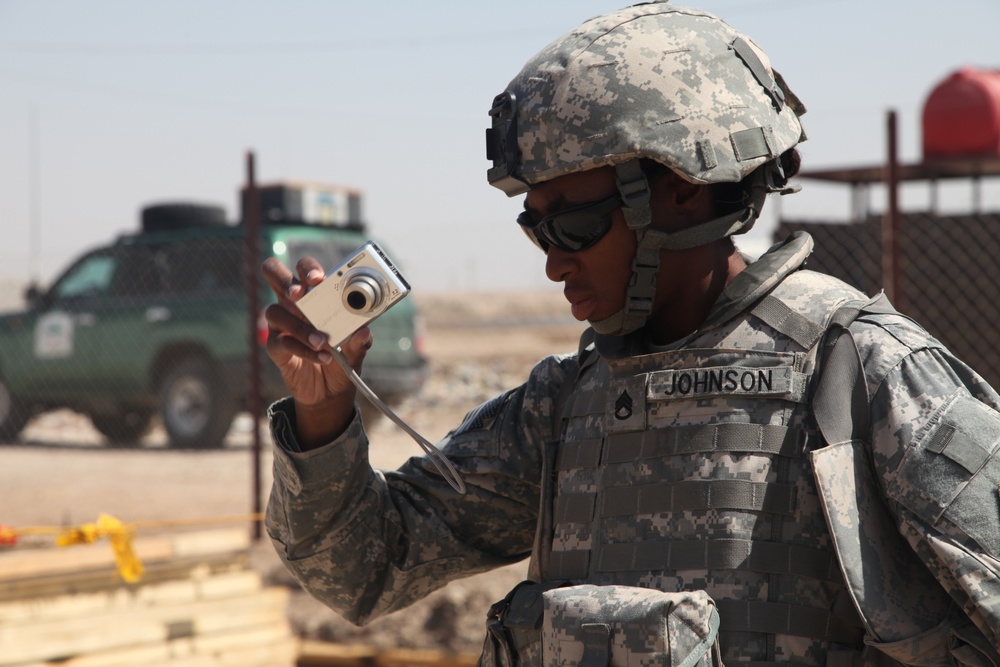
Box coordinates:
[487,2,806,195]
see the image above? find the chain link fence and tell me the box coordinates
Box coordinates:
[775,211,1000,389]
[0,217,427,450]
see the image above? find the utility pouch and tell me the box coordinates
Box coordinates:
[478,581,722,667]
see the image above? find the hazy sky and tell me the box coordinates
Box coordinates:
[2,0,998,294]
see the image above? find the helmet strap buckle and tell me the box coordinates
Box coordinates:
[763,157,801,196]
[614,160,652,230]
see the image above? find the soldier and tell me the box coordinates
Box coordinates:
[262,3,1000,666]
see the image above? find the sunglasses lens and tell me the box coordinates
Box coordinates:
[542,210,611,252]
[516,195,620,253]
[517,220,549,252]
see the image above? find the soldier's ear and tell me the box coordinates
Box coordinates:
[651,171,714,231]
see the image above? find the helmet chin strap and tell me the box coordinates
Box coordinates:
[589,160,656,336]
[588,159,781,337]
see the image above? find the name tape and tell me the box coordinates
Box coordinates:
[648,365,795,400]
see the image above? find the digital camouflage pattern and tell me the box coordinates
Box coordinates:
[539,586,719,667]
[480,582,720,667]
[849,306,1000,652]
[267,231,1000,665]
[536,233,869,665]
[488,2,806,194]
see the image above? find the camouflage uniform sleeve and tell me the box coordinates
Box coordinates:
[264,352,579,626]
[856,314,1000,650]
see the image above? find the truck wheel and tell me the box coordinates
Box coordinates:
[158,358,236,449]
[0,377,31,443]
[90,409,153,447]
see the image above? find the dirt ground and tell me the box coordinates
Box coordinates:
[0,288,585,655]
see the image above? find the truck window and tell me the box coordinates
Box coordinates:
[110,249,162,297]
[53,254,117,300]
[163,240,243,294]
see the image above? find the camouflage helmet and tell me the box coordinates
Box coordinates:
[486,2,806,196]
[487,2,807,337]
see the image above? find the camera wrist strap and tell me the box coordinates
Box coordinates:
[332,347,467,495]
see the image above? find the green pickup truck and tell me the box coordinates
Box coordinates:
[0,184,428,448]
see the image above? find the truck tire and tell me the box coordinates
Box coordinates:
[0,377,30,443]
[158,358,237,449]
[141,203,227,233]
[90,408,153,447]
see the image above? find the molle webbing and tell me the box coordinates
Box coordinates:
[716,600,864,645]
[550,550,590,579]
[556,423,807,471]
[553,478,797,522]
[602,479,797,516]
[595,538,841,582]
[556,438,604,470]
[563,389,609,419]
[541,272,876,660]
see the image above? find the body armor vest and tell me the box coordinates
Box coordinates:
[535,269,870,667]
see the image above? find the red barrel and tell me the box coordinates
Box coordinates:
[922,67,1000,159]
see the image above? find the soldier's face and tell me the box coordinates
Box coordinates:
[524,167,637,325]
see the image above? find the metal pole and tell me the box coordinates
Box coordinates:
[884,109,902,311]
[29,107,41,285]
[244,151,264,542]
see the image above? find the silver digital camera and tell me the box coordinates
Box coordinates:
[296,241,411,348]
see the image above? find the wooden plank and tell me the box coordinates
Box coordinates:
[185,630,298,667]
[297,641,479,667]
[197,570,264,600]
[375,650,479,667]
[0,528,250,582]
[0,537,173,580]
[296,642,377,666]
[15,625,297,667]
[0,586,289,664]
[0,553,249,602]
[15,641,171,667]
[0,570,264,624]
[214,636,298,667]
[170,529,251,559]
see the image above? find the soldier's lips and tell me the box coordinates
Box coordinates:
[565,292,596,321]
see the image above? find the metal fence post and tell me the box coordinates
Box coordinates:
[244,151,264,542]
[884,109,903,311]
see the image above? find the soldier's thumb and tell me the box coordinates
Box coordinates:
[338,326,374,373]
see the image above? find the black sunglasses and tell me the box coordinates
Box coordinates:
[516,193,623,253]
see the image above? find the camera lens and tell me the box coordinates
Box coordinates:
[346,289,369,311]
[343,274,382,314]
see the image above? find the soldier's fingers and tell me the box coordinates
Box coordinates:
[264,303,329,352]
[261,257,306,304]
[295,257,326,288]
[266,329,334,366]
[337,327,374,372]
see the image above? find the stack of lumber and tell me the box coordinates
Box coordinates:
[0,528,296,667]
